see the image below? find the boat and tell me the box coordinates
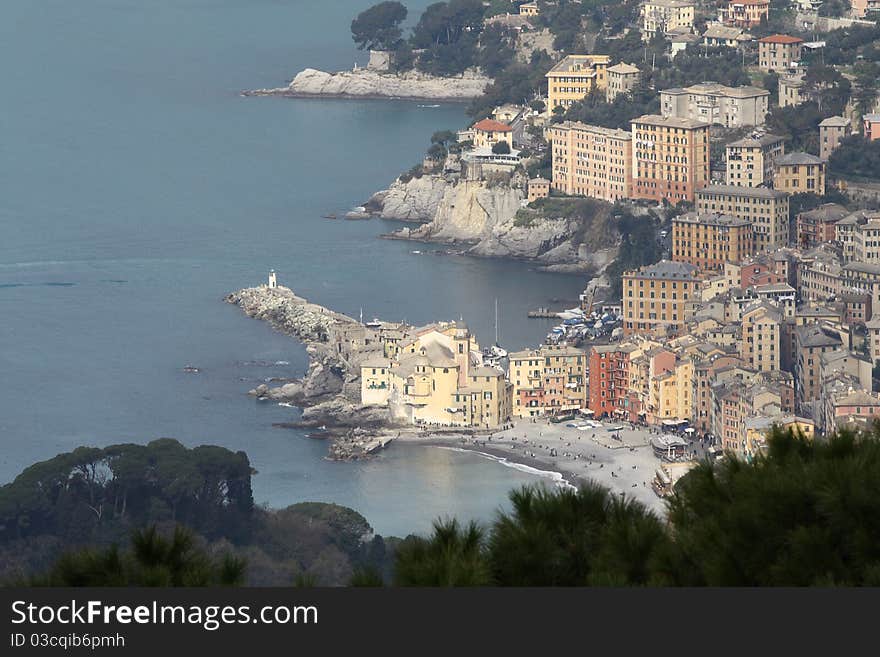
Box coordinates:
[556,307,586,320]
[321,213,337,219]
[365,318,382,329]
[182,365,200,373]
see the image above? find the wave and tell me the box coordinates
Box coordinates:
[437,446,576,490]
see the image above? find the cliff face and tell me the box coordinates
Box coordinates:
[245,67,491,101]
[372,173,620,273]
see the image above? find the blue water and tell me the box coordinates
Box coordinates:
[0,0,585,536]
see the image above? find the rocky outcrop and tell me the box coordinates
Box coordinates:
[368,174,451,222]
[371,173,621,273]
[244,67,491,101]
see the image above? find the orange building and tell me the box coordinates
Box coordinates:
[723,0,770,27]
[672,212,754,271]
[548,121,633,201]
[631,115,710,203]
[622,260,701,336]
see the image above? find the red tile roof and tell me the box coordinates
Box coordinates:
[472,118,513,132]
[759,34,804,44]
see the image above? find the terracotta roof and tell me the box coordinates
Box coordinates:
[472,118,512,133]
[759,34,803,44]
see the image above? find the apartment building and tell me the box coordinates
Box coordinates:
[852,214,880,264]
[641,0,695,39]
[773,152,825,194]
[622,260,701,336]
[740,301,782,372]
[758,35,804,71]
[671,212,754,271]
[796,203,849,248]
[795,323,844,410]
[778,74,805,108]
[818,116,851,160]
[471,118,513,149]
[722,0,770,28]
[546,54,611,113]
[509,345,588,417]
[547,121,633,201]
[631,114,710,202]
[660,83,769,128]
[696,184,789,251]
[606,62,641,102]
[588,344,633,417]
[865,114,880,141]
[725,133,785,187]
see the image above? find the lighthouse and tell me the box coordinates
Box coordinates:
[268,269,277,289]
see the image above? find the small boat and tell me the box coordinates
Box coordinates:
[556,307,586,320]
[182,365,200,373]
[321,213,337,219]
[365,318,382,329]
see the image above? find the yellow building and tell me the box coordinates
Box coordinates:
[773,152,825,194]
[360,322,513,428]
[725,133,785,187]
[519,1,539,16]
[631,114,710,203]
[622,260,701,336]
[471,118,513,149]
[671,212,754,271]
[744,415,813,459]
[740,302,782,372]
[641,0,695,40]
[696,184,789,252]
[758,35,803,72]
[778,74,805,108]
[547,121,633,201]
[527,177,550,203]
[546,54,611,114]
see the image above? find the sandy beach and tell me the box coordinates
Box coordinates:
[396,419,679,516]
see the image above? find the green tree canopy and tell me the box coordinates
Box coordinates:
[351,1,409,51]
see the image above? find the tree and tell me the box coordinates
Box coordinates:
[492,140,511,154]
[829,136,880,182]
[29,526,246,587]
[351,2,408,52]
[803,65,851,116]
[666,427,880,586]
[394,518,490,585]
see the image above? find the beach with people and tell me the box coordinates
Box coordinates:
[396,418,690,515]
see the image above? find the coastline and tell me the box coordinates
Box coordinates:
[394,421,670,516]
[244,89,472,103]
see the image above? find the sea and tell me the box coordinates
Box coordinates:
[0,0,585,537]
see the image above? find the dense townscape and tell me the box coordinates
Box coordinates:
[329,0,880,489]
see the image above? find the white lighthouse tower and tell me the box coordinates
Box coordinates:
[268,269,277,289]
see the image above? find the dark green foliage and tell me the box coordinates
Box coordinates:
[489,484,670,586]
[477,24,517,78]
[605,208,662,298]
[0,439,254,546]
[412,0,485,75]
[818,0,848,17]
[468,50,555,118]
[762,71,779,105]
[765,101,824,154]
[820,24,880,66]
[492,139,511,154]
[829,136,880,182]
[30,526,246,587]
[560,83,659,130]
[394,428,880,586]
[803,65,851,116]
[666,427,880,586]
[351,2,408,51]
[394,518,490,585]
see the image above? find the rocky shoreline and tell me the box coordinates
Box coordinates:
[366,171,621,274]
[244,67,490,101]
[226,285,405,459]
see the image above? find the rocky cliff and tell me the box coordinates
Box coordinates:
[226,285,400,432]
[370,173,621,273]
[245,67,491,101]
